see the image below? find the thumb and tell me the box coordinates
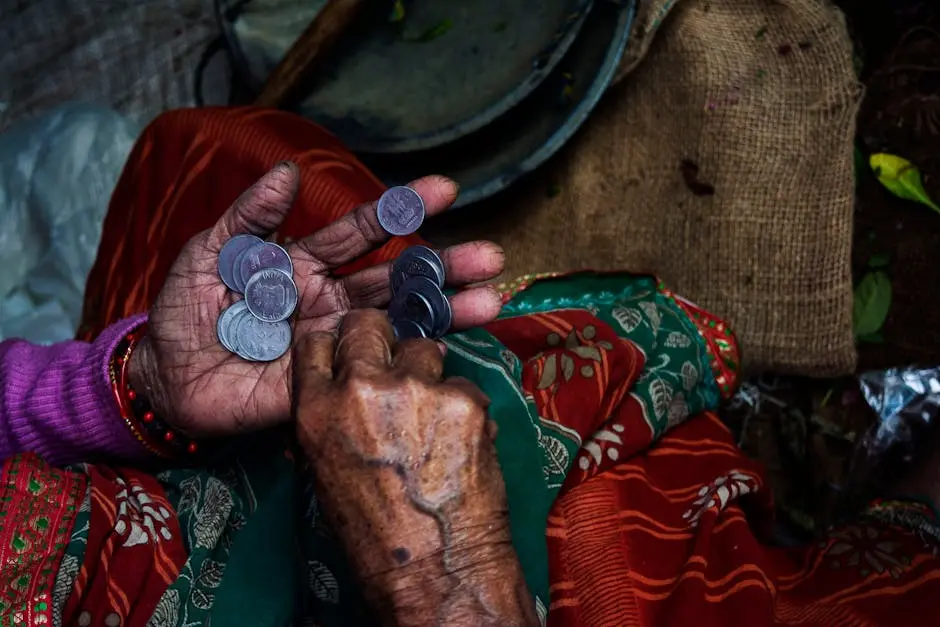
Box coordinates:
[206,161,299,251]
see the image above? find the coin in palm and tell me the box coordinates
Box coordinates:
[218,234,263,292]
[217,300,249,352]
[236,242,293,292]
[245,268,298,323]
[232,315,292,362]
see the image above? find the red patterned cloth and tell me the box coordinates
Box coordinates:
[61,465,187,625]
[0,455,188,626]
[0,455,85,624]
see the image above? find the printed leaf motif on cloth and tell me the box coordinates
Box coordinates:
[823,525,912,579]
[682,471,761,528]
[114,479,175,547]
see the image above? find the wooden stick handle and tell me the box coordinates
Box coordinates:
[254,0,368,108]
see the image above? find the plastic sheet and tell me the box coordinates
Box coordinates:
[0,104,140,344]
[858,367,940,458]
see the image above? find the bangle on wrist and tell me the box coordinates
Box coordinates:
[108,325,200,458]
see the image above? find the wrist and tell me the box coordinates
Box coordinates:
[127,335,173,429]
[356,515,536,627]
[367,541,536,627]
[115,329,201,457]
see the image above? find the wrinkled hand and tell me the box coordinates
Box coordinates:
[130,163,505,437]
[294,309,537,627]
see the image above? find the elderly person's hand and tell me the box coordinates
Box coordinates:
[293,309,538,627]
[129,163,505,437]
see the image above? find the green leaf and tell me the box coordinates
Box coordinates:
[870,153,940,214]
[853,271,892,337]
[857,332,885,344]
[867,253,890,268]
[389,0,405,22]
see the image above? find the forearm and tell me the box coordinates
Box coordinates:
[307,439,538,627]
[0,315,149,465]
[363,512,535,627]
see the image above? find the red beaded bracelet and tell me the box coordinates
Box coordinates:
[109,325,200,457]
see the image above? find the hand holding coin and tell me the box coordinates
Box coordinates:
[132,162,505,438]
[294,310,538,626]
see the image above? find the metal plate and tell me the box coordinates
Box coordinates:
[361,0,636,208]
[219,0,591,153]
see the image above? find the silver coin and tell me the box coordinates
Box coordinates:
[218,234,263,292]
[227,307,255,359]
[217,300,248,352]
[392,318,427,340]
[391,246,445,294]
[376,186,426,236]
[401,276,452,338]
[429,291,453,338]
[389,285,436,336]
[244,268,298,323]
[236,242,293,292]
[409,245,445,278]
[232,314,292,362]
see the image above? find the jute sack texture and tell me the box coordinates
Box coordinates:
[436,0,861,376]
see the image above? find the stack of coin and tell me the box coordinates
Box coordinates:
[387,246,451,339]
[373,186,450,340]
[216,235,298,361]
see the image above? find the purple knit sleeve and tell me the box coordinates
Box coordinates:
[0,315,150,466]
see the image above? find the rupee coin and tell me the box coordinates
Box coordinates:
[217,300,248,352]
[389,284,436,336]
[392,318,427,340]
[244,268,298,323]
[218,234,263,292]
[232,314,292,362]
[391,245,445,294]
[376,186,425,236]
[392,276,452,338]
[236,242,293,292]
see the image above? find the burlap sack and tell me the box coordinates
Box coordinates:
[429,0,861,376]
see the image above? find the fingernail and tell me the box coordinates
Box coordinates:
[486,285,506,307]
[274,160,296,172]
[437,341,448,357]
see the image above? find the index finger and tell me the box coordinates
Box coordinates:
[335,309,395,377]
[292,331,336,407]
[292,175,458,269]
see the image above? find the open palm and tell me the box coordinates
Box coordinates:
[136,163,504,437]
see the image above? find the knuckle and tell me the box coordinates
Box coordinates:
[339,373,379,400]
[354,203,386,243]
[443,388,484,421]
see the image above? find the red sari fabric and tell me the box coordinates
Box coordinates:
[547,413,940,626]
[77,108,940,626]
[78,107,422,341]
